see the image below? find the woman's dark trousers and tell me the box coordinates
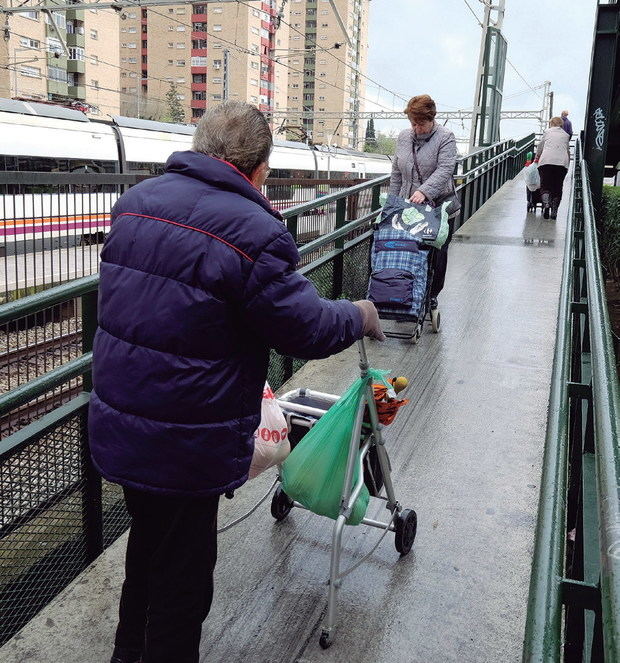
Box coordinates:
[113,487,220,663]
[430,215,456,299]
[538,164,568,214]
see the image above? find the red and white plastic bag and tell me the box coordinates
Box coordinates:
[249,383,290,479]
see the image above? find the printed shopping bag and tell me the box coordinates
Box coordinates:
[524,163,541,192]
[249,383,290,479]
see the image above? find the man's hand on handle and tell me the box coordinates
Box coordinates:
[353,300,386,342]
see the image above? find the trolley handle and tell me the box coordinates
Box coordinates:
[357,338,369,375]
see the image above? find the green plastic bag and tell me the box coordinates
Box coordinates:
[281,368,389,526]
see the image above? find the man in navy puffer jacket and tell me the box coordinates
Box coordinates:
[90,102,384,663]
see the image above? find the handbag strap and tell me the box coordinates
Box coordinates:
[411,136,424,184]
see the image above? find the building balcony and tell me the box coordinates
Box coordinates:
[47,53,68,68]
[67,59,85,73]
[68,84,86,99]
[191,82,207,92]
[66,9,84,20]
[67,32,85,48]
[192,31,207,39]
[47,80,68,96]
[191,99,206,109]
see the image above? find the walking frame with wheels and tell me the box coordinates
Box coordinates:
[271,338,417,649]
[214,339,416,649]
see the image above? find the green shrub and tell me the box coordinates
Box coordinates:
[601,185,620,283]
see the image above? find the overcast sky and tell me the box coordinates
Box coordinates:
[365,0,598,143]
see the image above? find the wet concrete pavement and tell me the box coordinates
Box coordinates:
[1,173,567,663]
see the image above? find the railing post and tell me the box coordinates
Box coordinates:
[371,183,381,212]
[81,290,97,392]
[287,215,298,244]
[79,287,103,563]
[333,197,347,299]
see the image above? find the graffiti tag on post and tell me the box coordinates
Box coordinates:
[593,107,606,151]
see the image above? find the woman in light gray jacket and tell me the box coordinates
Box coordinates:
[389,94,460,308]
[535,117,571,219]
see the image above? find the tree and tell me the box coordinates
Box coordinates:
[365,130,397,156]
[163,82,185,124]
[364,118,376,152]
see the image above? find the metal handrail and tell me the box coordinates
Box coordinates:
[522,154,576,662]
[582,158,620,660]
[523,140,620,661]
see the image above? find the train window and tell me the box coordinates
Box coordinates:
[127,161,166,176]
[0,155,117,194]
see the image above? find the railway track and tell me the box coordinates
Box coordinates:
[1,330,85,437]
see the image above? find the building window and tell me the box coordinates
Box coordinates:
[192,91,206,100]
[321,23,329,27]
[291,96,298,100]
[250,79,258,86]
[176,25,186,31]
[176,42,185,48]
[292,35,301,41]
[141,40,147,48]
[213,59,222,69]
[213,24,222,31]
[48,66,67,82]
[45,11,66,29]
[175,7,186,14]
[168,59,173,65]
[194,4,206,14]
[19,37,40,49]
[90,29,98,40]
[129,57,138,64]
[192,39,207,49]
[176,60,186,66]
[212,43,222,49]
[320,35,327,40]
[212,77,221,83]
[20,65,41,78]
[191,56,207,66]
[129,72,138,78]
[46,37,63,55]
[176,94,185,100]
[176,77,185,83]
[168,7,174,13]
[127,42,137,49]
[291,83,299,88]
[318,96,325,100]
[192,73,206,83]
[193,22,207,30]
[22,10,38,20]
[91,79,99,89]
[192,108,205,118]
[251,27,259,35]
[128,26,137,33]
[168,42,174,48]
[127,12,136,18]
[211,93,222,100]
[69,47,85,61]
[213,6,223,13]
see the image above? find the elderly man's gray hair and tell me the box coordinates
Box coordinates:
[192,102,272,178]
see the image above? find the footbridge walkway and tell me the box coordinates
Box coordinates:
[0,138,618,662]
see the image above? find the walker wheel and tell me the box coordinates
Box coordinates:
[319,631,332,649]
[411,325,421,345]
[431,308,441,333]
[271,485,293,521]
[395,508,417,556]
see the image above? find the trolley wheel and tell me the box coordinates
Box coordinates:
[431,308,441,333]
[271,485,293,521]
[411,325,422,345]
[319,631,332,649]
[395,508,418,556]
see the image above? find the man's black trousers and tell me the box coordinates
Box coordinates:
[114,487,220,663]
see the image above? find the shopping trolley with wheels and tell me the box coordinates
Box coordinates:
[271,339,417,649]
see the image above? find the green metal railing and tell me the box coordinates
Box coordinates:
[0,134,533,646]
[523,140,620,661]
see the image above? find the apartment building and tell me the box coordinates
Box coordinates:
[120,1,290,124]
[0,3,120,117]
[286,0,369,148]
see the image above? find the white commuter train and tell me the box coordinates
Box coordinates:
[0,98,391,249]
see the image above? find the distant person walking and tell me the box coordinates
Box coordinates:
[389,94,460,310]
[535,116,571,219]
[561,110,573,138]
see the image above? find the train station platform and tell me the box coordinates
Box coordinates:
[0,170,568,663]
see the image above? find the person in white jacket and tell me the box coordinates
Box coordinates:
[535,117,571,219]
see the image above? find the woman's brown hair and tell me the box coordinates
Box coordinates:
[404,95,437,123]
